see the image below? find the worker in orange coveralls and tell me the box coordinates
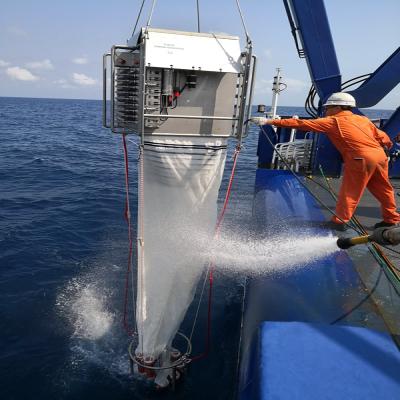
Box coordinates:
[251,92,400,231]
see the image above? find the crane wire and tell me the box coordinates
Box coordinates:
[196,0,201,32]
[131,0,147,38]
[235,0,251,44]
[146,0,157,29]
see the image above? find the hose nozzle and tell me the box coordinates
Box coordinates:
[337,226,400,249]
[336,235,369,249]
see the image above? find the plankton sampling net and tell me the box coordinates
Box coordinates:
[136,137,227,358]
[104,26,255,386]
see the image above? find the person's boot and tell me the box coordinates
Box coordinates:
[373,221,398,229]
[322,220,347,232]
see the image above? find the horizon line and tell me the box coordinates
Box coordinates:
[0,95,395,111]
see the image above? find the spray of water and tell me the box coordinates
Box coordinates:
[208,231,339,275]
[57,276,115,340]
[174,224,340,276]
[56,263,130,378]
[55,226,339,384]
[71,284,114,340]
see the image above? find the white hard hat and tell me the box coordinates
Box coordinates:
[323,92,356,107]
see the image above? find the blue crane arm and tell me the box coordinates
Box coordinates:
[282,0,400,177]
[283,0,342,176]
[384,107,400,176]
[384,107,400,138]
[283,0,341,100]
[348,47,400,109]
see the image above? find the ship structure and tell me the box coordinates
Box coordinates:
[102,0,400,397]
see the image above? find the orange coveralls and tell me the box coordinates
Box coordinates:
[271,110,400,224]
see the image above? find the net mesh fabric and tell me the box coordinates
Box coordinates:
[136,136,227,359]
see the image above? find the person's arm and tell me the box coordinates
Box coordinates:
[268,117,336,133]
[372,125,393,149]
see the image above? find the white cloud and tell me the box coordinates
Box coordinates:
[73,57,88,65]
[72,72,96,86]
[26,59,54,70]
[0,60,10,67]
[53,79,73,89]
[6,66,39,81]
[284,78,308,92]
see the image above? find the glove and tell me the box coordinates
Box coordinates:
[250,117,271,126]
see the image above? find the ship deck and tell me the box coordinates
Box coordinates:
[310,176,400,236]
[305,175,400,339]
[239,170,400,399]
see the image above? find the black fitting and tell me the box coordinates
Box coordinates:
[336,237,354,250]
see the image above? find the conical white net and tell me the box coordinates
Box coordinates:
[135,136,227,360]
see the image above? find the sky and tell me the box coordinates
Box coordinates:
[0,0,399,108]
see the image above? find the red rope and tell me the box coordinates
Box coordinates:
[191,144,241,362]
[122,133,135,336]
[215,145,241,237]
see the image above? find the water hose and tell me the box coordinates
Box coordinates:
[337,227,400,249]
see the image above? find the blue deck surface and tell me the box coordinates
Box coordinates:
[238,169,400,399]
[258,322,400,399]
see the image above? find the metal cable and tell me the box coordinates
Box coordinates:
[122,134,136,336]
[146,0,157,29]
[330,267,383,324]
[235,0,251,44]
[189,267,211,342]
[273,142,400,329]
[131,0,147,38]
[377,244,400,259]
[317,165,363,232]
[304,164,400,334]
[196,0,201,32]
[316,166,400,282]
[138,145,145,354]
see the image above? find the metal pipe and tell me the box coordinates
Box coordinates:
[270,68,282,119]
[102,53,111,128]
[236,47,252,141]
[143,114,239,121]
[117,130,232,138]
[242,54,257,139]
[111,47,115,130]
[140,41,146,145]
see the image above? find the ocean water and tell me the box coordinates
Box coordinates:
[0,97,394,399]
